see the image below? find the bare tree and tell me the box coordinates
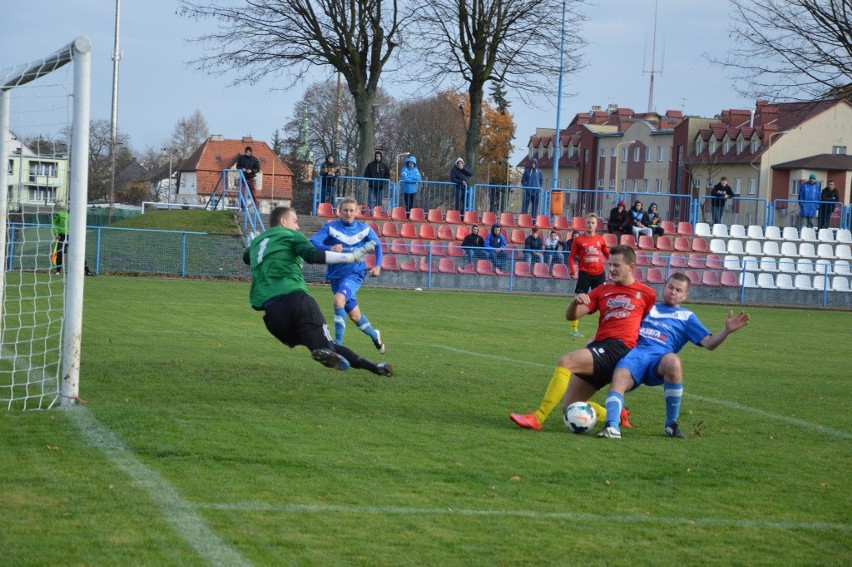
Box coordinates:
[83,120,134,202]
[714,0,852,100]
[412,0,587,177]
[169,109,210,159]
[179,0,402,172]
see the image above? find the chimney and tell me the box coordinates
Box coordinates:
[210,134,225,142]
[591,105,602,111]
[241,136,253,143]
[607,103,618,113]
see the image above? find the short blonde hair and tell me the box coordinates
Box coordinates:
[586,213,598,220]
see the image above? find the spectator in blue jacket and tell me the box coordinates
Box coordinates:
[450,157,473,213]
[798,174,820,229]
[485,223,508,273]
[400,155,422,216]
[521,158,544,216]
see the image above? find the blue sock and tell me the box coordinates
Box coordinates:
[604,392,624,430]
[664,382,683,426]
[355,314,379,342]
[333,307,346,344]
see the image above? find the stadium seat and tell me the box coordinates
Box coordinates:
[799,227,817,242]
[687,253,707,269]
[835,260,851,276]
[510,229,527,245]
[798,242,817,258]
[741,256,759,271]
[603,233,618,247]
[517,213,534,228]
[552,263,571,279]
[775,273,794,290]
[647,268,666,284]
[777,257,797,273]
[745,240,763,256]
[476,259,495,275]
[410,239,428,256]
[381,255,399,271]
[438,258,457,274]
[674,237,691,252]
[533,263,552,278]
[455,225,471,241]
[430,242,446,256]
[817,243,835,259]
[818,228,835,243]
[656,236,674,251]
[762,241,780,256]
[620,235,636,247]
[832,276,851,292]
[445,210,463,224]
[670,253,688,269]
[836,245,852,260]
[636,252,653,266]
[499,212,516,228]
[481,211,498,226]
[638,235,656,250]
[796,259,815,274]
[633,267,646,282]
[723,255,741,271]
[419,224,437,240]
[701,271,721,286]
[409,208,426,222]
[457,262,477,275]
[694,222,711,237]
[366,220,380,235]
[759,257,778,272]
[676,221,694,236]
[514,262,533,278]
[391,206,408,221]
[836,229,852,244]
[371,206,389,220]
[794,274,812,290]
[746,225,765,240]
[400,222,418,239]
[463,210,480,225]
[317,202,335,218]
[813,275,828,291]
[815,259,834,276]
[390,238,408,255]
[437,225,455,240]
[706,254,724,270]
[684,269,701,285]
[764,225,782,240]
[381,222,400,238]
[419,257,438,273]
[399,258,418,272]
[757,273,776,289]
[535,214,553,229]
[729,224,747,239]
[726,239,745,255]
[447,243,464,257]
[691,238,709,253]
[364,253,376,270]
[652,252,670,267]
[554,216,570,230]
[782,226,799,241]
[780,241,799,258]
[572,216,587,231]
[709,239,727,254]
[661,220,676,235]
[427,209,444,223]
[712,223,729,238]
[356,205,370,219]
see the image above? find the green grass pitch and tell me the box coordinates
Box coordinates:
[1,276,849,565]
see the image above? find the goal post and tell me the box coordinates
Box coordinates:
[0,37,91,409]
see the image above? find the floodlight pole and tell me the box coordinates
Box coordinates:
[551,0,567,211]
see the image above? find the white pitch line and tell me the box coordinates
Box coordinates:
[66,407,252,567]
[433,344,852,440]
[202,502,851,532]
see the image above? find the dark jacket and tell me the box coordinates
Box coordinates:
[236,154,260,179]
[364,157,390,191]
[608,207,631,234]
[461,233,485,249]
[450,163,474,190]
[524,233,544,251]
[320,159,340,186]
[820,187,839,211]
[710,182,734,206]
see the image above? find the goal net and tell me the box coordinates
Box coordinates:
[0,38,91,409]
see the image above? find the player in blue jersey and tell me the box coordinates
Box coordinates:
[310,197,386,353]
[597,272,750,439]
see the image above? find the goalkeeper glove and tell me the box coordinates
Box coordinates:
[351,241,376,262]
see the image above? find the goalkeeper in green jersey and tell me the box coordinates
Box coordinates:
[243,206,392,376]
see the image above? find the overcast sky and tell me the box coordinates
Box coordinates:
[1,0,753,168]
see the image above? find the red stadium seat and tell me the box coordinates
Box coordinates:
[533,263,552,278]
[510,229,527,245]
[455,225,471,241]
[438,258,457,273]
[371,206,389,220]
[366,220,380,235]
[400,222,417,239]
[670,253,689,269]
[419,257,438,273]
[647,268,666,284]
[457,262,477,274]
[463,210,480,225]
[499,212,516,227]
[661,220,676,235]
[691,238,709,253]
[554,216,570,230]
[517,213,534,228]
[447,243,464,257]
[445,210,463,224]
[687,253,707,269]
[390,238,408,254]
[317,202,335,218]
[476,259,495,275]
[633,267,646,282]
[514,262,533,278]
[721,271,739,287]
[381,255,399,271]
[409,208,426,222]
[638,235,656,250]
[620,235,636,247]
[410,239,428,255]
[381,222,399,238]
[552,263,571,279]
[430,242,446,256]
[427,209,443,223]
[399,258,418,272]
[677,221,694,236]
[656,236,674,251]
[419,224,437,240]
[535,215,553,229]
[356,205,370,219]
[705,254,724,270]
[572,216,586,231]
[603,233,618,247]
[364,254,376,270]
[391,206,408,221]
[701,270,721,286]
[684,269,701,285]
[481,211,498,226]
[652,252,670,267]
[674,237,691,252]
[437,225,455,240]
[636,252,653,266]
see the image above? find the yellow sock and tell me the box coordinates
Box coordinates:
[571,319,579,333]
[587,400,607,423]
[534,367,571,423]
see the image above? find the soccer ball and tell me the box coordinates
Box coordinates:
[563,402,597,434]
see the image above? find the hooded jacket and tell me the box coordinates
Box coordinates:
[485,224,507,250]
[400,156,422,194]
[363,152,390,191]
[799,180,820,217]
[450,159,473,190]
[521,158,544,190]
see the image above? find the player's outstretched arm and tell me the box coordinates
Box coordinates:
[700,310,750,351]
[566,294,592,321]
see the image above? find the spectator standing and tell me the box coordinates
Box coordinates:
[544,230,565,266]
[629,201,653,243]
[709,177,734,225]
[799,174,820,229]
[567,213,609,337]
[399,155,422,216]
[485,223,508,273]
[320,154,340,205]
[644,202,665,236]
[450,157,473,214]
[607,200,631,239]
[363,151,390,210]
[521,158,544,216]
[818,180,839,230]
[236,146,261,202]
[460,224,486,267]
[524,227,545,265]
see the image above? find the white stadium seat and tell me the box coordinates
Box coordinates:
[762,241,780,256]
[798,242,817,258]
[814,259,832,275]
[729,224,747,238]
[776,273,794,289]
[777,257,797,273]
[782,227,800,241]
[727,239,745,254]
[757,273,776,289]
[694,222,712,237]
[794,274,812,290]
[745,240,763,255]
[759,257,778,272]
[710,239,727,254]
[836,245,851,260]
[832,276,851,292]
[799,227,817,242]
[813,275,828,291]
[747,225,765,240]
[739,272,758,288]
[724,255,741,271]
[818,228,835,243]
[834,260,851,276]
[741,256,760,271]
[764,226,782,240]
[836,229,852,244]
[817,243,835,259]
[780,242,799,258]
[796,259,815,274]
[712,223,729,237]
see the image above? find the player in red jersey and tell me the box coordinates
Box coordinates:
[567,213,609,337]
[510,245,656,431]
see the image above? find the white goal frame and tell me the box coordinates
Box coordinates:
[0,37,91,408]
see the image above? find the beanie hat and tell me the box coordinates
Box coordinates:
[617,200,626,207]
[809,173,817,180]
[456,157,464,165]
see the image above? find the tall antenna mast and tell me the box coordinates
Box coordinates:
[643,0,662,113]
[109,0,122,218]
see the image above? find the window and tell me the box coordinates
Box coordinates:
[565,179,572,189]
[584,149,589,163]
[655,179,662,192]
[597,178,605,188]
[748,179,756,195]
[632,179,638,191]
[737,139,744,154]
[723,139,730,153]
[833,146,847,155]
[600,147,606,157]
[734,178,742,195]
[708,177,715,188]
[643,179,649,191]
[622,147,628,162]
[568,145,575,158]
[790,180,798,196]
[548,146,553,158]
[658,146,665,161]
[29,161,57,179]
[528,148,534,158]
[751,138,760,153]
[709,139,717,154]
[6,159,12,174]
[633,147,640,162]
[28,186,57,202]
[609,178,615,188]
[610,147,616,157]
[619,179,625,191]
[693,178,701,189]
[645,147,652,162]
[696,139,704,154]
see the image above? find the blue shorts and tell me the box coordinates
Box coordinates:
[615,347,668,389]
[330,274,364,312]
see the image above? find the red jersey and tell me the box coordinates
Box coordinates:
[585,281,656,348]
[569,233,609,276]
